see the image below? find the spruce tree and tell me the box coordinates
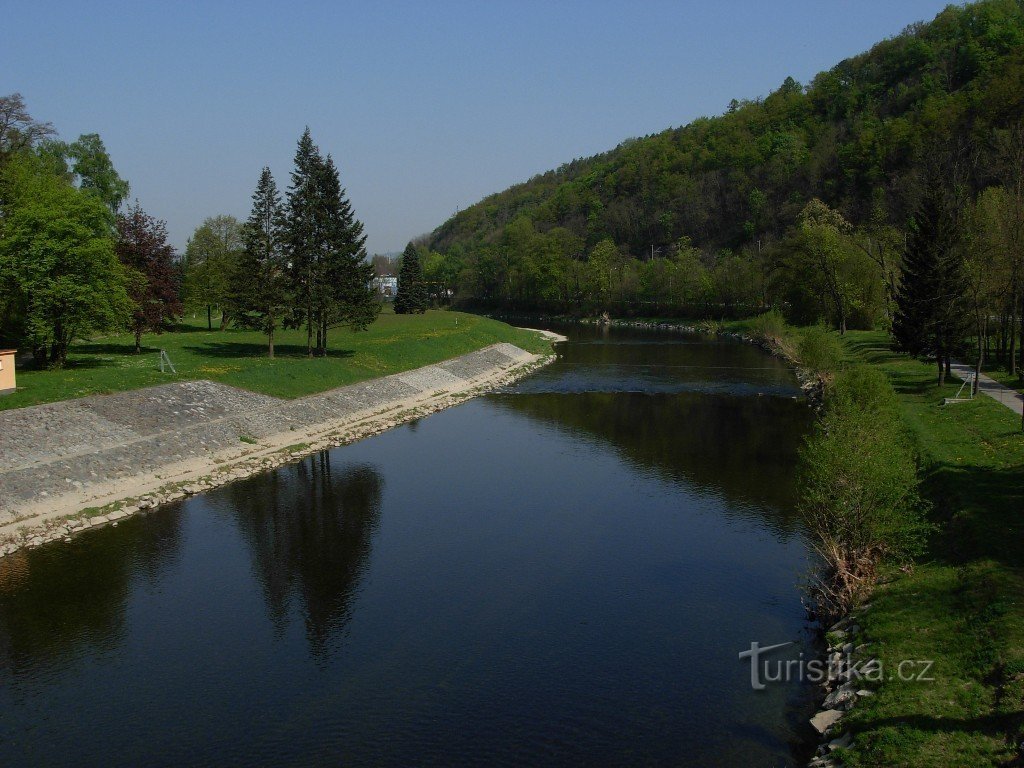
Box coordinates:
[234,167,290,357]
[285,128,321,357]
[316,153,378,351]
[394,242,428,314]
[285,129,378,355]
[892,184,968,384]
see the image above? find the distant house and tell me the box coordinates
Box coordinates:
[372,275,398,298]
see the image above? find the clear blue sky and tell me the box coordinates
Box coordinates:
[2,1,954,255]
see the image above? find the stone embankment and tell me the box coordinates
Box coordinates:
[0,341,556,556]
[804,609,878,768]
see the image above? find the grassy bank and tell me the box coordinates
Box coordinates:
[831,331,1024,767]
[0,308,551,410]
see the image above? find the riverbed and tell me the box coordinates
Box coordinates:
[0,324,816,766]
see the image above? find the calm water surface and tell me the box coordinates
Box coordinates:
[0,325,817,766]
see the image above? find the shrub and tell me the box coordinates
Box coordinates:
[748,309,788,342]
[798,325,844,378]
[799,365,930,620]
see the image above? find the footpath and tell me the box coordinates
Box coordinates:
[949,362,1024,417]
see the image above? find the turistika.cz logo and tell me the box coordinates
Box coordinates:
[738,641,934,690]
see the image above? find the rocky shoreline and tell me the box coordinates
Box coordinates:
[0,341,558,559]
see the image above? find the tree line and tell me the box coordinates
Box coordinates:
[0,96,376,366]
[421,0,1024,379]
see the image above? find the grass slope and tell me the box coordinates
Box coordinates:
[0,308,550,411]
[837,331,1024,767]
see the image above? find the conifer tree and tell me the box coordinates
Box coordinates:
[285,128,321,357]
[234,168,290,357]
[892,184,968,384]
[317,154,377,350]
[285,128,377,355]
[394,242,428,314]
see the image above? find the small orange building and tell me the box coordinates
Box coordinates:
[0,350,16,395]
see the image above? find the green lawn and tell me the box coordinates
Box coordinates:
[0,308,551,410]
[835,331,1024,767]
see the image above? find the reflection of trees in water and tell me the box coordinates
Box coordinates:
[228,453,383,657]
[0,507,183,675]
[492,391,811,529]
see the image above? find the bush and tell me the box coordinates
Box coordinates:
[748,309,788,342]
[798,325,844,377]
[799,365,929,620]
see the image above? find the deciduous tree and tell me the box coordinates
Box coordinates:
[117,202,182,353]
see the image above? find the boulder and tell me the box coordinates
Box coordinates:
[810,709,844,734]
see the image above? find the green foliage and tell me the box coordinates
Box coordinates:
[833,330,1024,767]
[233,167,291,357]
[425,0,1024,327]
[748,309,788,343]
[0,310,553,410]
[394,242,428,314]
[284,129,377,355]
[799,365,928,618]
[798,325,845,377]
[182,215,244,327]
[0,153,131,367]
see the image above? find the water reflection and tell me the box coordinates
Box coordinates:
[0,508,182,677]
[226,454,383,656]
[492,391,811,527]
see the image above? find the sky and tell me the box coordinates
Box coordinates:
[2,1,956,255]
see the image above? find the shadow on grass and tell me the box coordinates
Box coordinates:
[182,341,355,360]
[922,462,1024,569]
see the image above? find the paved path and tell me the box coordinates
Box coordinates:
[949,362,1024,417]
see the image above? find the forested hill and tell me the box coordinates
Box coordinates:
[429,0,1024,258]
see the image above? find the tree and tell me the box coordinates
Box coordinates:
[853,192,903,326]
[394,242,428,314]
[117,202,182,353]
[66,134,130,213]
[792,200,857,334]
[314,153,378,349]
[182,215,244,330]
[234,168,290,357]
[285,128,323,356]
[892,184,968,385]
[0,153,130,367]
[285,130,377,354]
[0,93,54,167]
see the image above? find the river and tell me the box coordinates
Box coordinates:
[0,324,817,766]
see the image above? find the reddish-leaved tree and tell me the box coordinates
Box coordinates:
[117,202,182,352]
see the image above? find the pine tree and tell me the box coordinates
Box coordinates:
[892,184,968,384]
[234,168,290,357]
[116,202,182,353]
[394,242,428,314]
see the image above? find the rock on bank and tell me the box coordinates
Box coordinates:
[0,342,549,554]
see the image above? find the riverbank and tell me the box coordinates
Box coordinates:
[500,313,1024,765]
[828,332,1024,767]
[0,309,552,411]
[0,339,559,557]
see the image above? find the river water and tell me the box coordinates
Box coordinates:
[0,325,817,766]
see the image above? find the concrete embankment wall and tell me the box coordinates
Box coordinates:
[0,343,543,544]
